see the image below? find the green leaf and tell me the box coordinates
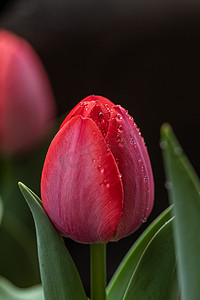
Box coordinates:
[123,217,178,300]
[161,124,200,300]
[18,182,87,300]
[107,205,174,299]
[0,211,39,287]
[0,277,44,300]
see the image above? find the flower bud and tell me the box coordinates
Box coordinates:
[41,95,154,243]
[0,30,56,155]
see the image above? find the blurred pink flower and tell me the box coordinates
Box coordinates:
[0,30,56,155]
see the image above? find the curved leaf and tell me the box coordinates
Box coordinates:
[161,124,200,300]
[0,277,43,300]
[107,205,173,299]
[123,218,178,300]
[18,182,87,300]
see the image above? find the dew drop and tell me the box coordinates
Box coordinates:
[129,116,134,121]
[125,110,128,114]
[98,112,104,120]
[174,146,183,155]
[103,179,110,188]
[118,125,123,132]
[105,104,110,110]
[97,164,104,173]
[165,181,173,190]
[142,217,147,223]
[130,137,134,144]
[160,140,167,150]
[117,113,122,120]
[116,135,121,142]
[118,174,122,178]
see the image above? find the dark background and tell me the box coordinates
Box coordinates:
[0,0,199,294]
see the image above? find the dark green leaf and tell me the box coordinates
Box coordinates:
[161,124,200,300]
[107,205,174,299]
[19,182,87,300]
[123,217,178,300]
[0,277,44,300]
[0,211,39,287]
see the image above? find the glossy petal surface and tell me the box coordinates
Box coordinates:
[41,115,123,243]
[106,106,154,240]
[60,95,114,130]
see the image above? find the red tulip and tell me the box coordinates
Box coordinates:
[0,30,56,155]
[41,95,154,243]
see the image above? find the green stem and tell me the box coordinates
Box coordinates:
[90,243,107,300]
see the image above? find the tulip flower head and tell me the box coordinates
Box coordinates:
[0,30,56,155]
[41,95,154,243]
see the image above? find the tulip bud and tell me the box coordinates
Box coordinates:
[0,30,56,155]
[41,95,154,243]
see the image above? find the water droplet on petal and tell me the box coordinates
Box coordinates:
[129,116,134,121]
[141,217,147,223]
[97,164,104,173]
[98,111,104,120]
[116,135,121,142]
[118,125,123,132]
[130,137,134,144]
[118,174,122,178]
[117,114,122,120]
[103,179,110,188]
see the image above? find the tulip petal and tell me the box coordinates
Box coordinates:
[60,95,114,130]
[41,115,123,243]
[106,106,154,241]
